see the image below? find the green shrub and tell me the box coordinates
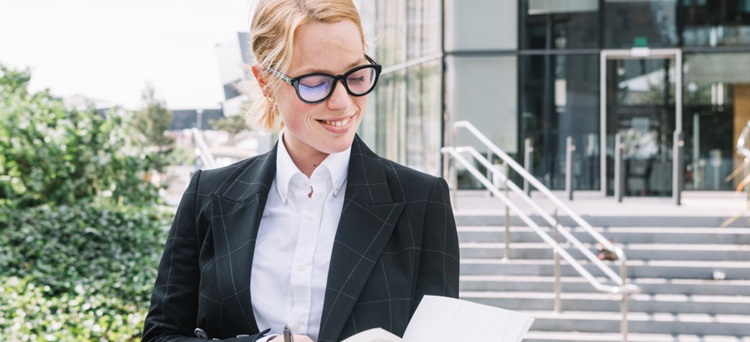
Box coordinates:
[0,203,171,340]
[0,61,175,341]
[0,64,166,208]
[0,276,147,341]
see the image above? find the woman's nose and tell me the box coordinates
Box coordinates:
[326,80,352,109]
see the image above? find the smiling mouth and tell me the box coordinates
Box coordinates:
[318,116,352,127]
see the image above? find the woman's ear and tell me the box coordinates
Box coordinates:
[251,63,270,97]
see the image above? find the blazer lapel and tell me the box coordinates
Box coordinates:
[318,136,405,342]
[210,146,277,334]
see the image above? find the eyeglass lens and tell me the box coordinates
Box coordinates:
[297,66,378,103]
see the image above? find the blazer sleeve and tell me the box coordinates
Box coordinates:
[142,171,263,342]
[412,177,460,311]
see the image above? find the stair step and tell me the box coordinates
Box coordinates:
[458,226,750,245]
[455,206,750,338]
[460,258,750,280]
[509,310,750,336]
[454,213,743,228]
[460,275,750,296]
[460,242,750,261]
[460,291,750,315]
[523,331,750,342]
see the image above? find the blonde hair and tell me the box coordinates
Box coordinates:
[240,0,367,132]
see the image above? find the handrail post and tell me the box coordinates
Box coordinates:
[504,163,511,260]
[614,133,624,203]
[553,209,562,313]
[450,124,458,209]
[442,145,453,205]
[620,256,630,342]
[565,136,576,201]
[524,138,534,196]
[673,130,684,206]
[447,121,640,332]
[487,150,493,197]
[621,293,629,342]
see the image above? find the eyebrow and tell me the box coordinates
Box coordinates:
[293,57,368,76]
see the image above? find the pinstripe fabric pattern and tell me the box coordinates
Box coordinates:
[142,135,459,342]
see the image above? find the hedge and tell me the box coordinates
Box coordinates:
[0,203,171,340]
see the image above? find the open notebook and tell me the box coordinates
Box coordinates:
[341,295,535,342]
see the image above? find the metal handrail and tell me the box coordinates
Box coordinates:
[443,120,640,342]
[191,128,217,169]
[725,161,750,184]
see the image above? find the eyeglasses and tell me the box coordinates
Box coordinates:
[266,55,382,104]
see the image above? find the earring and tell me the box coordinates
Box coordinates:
[266,96,274,103]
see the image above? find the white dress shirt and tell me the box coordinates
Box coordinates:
[251,131,350,342]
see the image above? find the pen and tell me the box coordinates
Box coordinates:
[283,324,294,342]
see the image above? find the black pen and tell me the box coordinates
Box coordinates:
[283,324,294,342]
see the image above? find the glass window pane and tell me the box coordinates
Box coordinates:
[373,0,408,66]
[683,53,750,190]
[520,54,600,190]
[407,0,442,58]
[367,70,407,162]
[680,0,750,47]
[603,0,678,48]
[522,0,600,49]
[405,61,442,174]
[605,57,677,197]
[359,0,443,176]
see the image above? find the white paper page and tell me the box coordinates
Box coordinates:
[340,327,402,342]
[402,295,535,342]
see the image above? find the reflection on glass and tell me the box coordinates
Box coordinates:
[614,59,675,106]
[606,58,676,196]
[520,54,600,190]
[374,0,407,67]
[360,0,444,175]
[407,0,441,58]
[406,61,442,173]
[683,53,750,190]
[681,0,750,47]
[523,0,599,49]
[603,0,678,48]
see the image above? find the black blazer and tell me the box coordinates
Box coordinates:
[142,136,459,342]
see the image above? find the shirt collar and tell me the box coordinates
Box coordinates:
[274,130,351,203]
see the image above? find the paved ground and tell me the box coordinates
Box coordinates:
[452,190,750,227]
[161,166,750,227]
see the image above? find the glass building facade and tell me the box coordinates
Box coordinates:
[361,0,750,194]
[358,0,750,196]
[514,0,750,194]
[358,0,444,175]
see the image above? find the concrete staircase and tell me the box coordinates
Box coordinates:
[457,213,750,341]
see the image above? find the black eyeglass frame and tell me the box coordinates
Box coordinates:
[266,55,382,104]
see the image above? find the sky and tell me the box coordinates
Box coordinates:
[1,0,253,110]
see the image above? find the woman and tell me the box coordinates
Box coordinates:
[142,0,458,341]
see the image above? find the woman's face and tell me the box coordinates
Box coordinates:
[272,20,368,165]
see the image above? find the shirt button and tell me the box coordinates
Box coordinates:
[297,264,306,271]
[306,212,314,220]
[293,323,302,331]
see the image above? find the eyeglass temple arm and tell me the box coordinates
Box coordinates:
[267,67,293,84]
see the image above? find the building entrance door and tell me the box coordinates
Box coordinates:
[600,49,683,197]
